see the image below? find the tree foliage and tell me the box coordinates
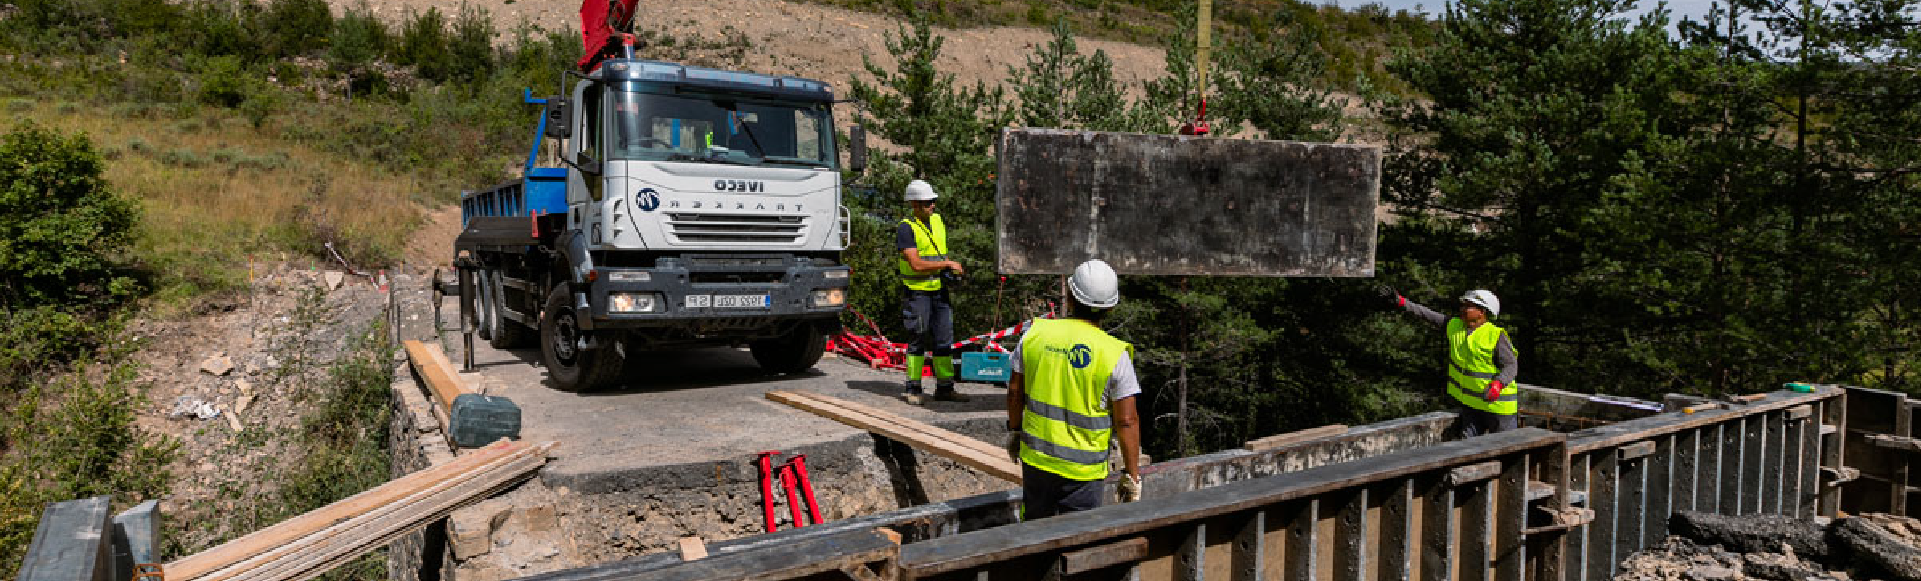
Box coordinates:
[0,123,138,309]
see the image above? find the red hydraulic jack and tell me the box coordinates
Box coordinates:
[756,451,825,532]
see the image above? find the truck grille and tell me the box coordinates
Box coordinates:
[666,213,806,244]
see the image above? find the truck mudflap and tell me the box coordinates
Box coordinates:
[580,254,848,333]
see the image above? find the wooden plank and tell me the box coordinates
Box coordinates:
[1444,462,1502,487]
[1585,448,1619,581]
[1644,434,1675,542]
[1061,537,1149,575]
[1820,398,1848,516]
[769,391,1022,483]
[1800,405,1822,518]
[1458,479,1492,581]
[1720,421,1743,515]
[1245,425,1349,452]
[166,440,539,580]
[1742,415,1765,515]
[403,340,467,412]
[1763,412,1786,515]
[1284,500,1317,581]
[1564,454,1589,581]
[1492,455,1527,581]
[679,537,709,561]
[1418,474,1453,581]
[222,453,543,581]
[1616,442,1648,572]
[780,391,1011,463]
[587,529,900,581]
[1229,511,1264,581]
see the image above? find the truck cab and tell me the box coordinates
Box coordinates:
[456,58,858,392]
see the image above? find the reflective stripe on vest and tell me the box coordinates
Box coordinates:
[897,215,947,291]
[1446,318,1517,414]
[1018,318,1132,481]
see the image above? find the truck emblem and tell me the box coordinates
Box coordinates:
[715,179,766,193]
[637,188,660,212]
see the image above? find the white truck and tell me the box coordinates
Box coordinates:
[454,45,864,392]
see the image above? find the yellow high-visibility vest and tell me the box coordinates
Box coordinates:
[897,215,946,291]
[1019,319,1132,481]
[1446,318,1517,415]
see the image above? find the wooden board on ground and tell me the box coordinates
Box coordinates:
[403,339,467,412]
[768,391,1022,483]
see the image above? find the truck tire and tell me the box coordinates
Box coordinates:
[750,326,827,375]
[487,271,530,349]
[540,284,625,392]
[474,270,495,342]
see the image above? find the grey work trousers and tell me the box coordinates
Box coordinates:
[901,288,954,357]
[1454,407,1519,438]
[1020,462,1105,519]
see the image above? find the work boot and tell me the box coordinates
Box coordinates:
[933,381,969,402]
[903,380,927,406]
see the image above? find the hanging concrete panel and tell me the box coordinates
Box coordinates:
[996,128,1380,276]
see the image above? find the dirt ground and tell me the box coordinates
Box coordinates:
[132,263,401,552]
[336,0,1173,98]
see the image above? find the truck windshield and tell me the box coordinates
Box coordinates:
[607,86,835,169]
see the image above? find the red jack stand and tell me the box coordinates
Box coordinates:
[784,454,825,526]
[758,451,828,532]
[756,451,780,533]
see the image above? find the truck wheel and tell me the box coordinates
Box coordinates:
[541,284,625,392]
[487,271,529,349]
[750,326,826,375]
[474,270,495,341]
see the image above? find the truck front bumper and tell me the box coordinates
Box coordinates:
[579,254,849,333]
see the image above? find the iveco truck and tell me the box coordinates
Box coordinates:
[454,43,863,391]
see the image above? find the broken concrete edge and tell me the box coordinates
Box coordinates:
[1140,412,1456,499]
[533,417,1010,496]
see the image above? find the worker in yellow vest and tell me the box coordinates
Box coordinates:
[897,180,968,405]
[1006,259,1143,517]
[1380,286,1520,436]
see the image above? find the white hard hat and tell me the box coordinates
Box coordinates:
[1069,259,1120,309]
[1460,289,1501,317]
[904,179,938,202]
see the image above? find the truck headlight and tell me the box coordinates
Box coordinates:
[608,271,651,282]
[811,289,845,307]
[609,292,661,313]
[823,269,850,279]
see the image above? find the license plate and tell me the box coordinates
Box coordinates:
[685,294,770,308]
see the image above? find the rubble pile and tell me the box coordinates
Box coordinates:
[1616,511,1921,581]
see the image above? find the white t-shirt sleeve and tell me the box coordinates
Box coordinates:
[1009,343,1023,374]
[1106,351,1141,403]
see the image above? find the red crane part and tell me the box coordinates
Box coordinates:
[756,451,780,533]
[789,454,825,525]
[577,0,641,71]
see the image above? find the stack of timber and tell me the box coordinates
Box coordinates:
[164,439,553,581]
[766,391,1022,483]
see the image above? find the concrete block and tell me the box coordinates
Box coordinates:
[996,128,1379,277]
[448,499,513,560]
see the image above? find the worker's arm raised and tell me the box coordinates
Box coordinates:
[1380,286,1447,328]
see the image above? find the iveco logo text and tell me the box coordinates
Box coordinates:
[1046,344,1095,369]
[715,179,765,193]
[636,188,660,212]
[668,200,802,212]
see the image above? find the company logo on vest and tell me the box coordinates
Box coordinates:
[1047,344,1095,369]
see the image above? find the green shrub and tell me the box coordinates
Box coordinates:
[195,55,252,108]
[0,358,178,578]
[397,7,452,82]
[5,99,30,112]
[125,136,152,153]
[329,1,389,73]
[449,3,496,83]
[160,147,207,168]
[0,123,140,309]
[258,0,333,58]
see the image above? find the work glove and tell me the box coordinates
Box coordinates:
[1483,381,1505,403]
[1119,473,1143,503]
[1005,432,1022,463]
[1377,285,1403,308]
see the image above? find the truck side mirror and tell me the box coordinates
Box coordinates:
[577,156,602,176]
[848,124,868,173]
[544,98,572,139]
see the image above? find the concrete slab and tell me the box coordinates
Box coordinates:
[438,304,1007,493]
[996,128,1380,277]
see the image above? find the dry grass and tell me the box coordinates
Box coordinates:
[21,101,427,308]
